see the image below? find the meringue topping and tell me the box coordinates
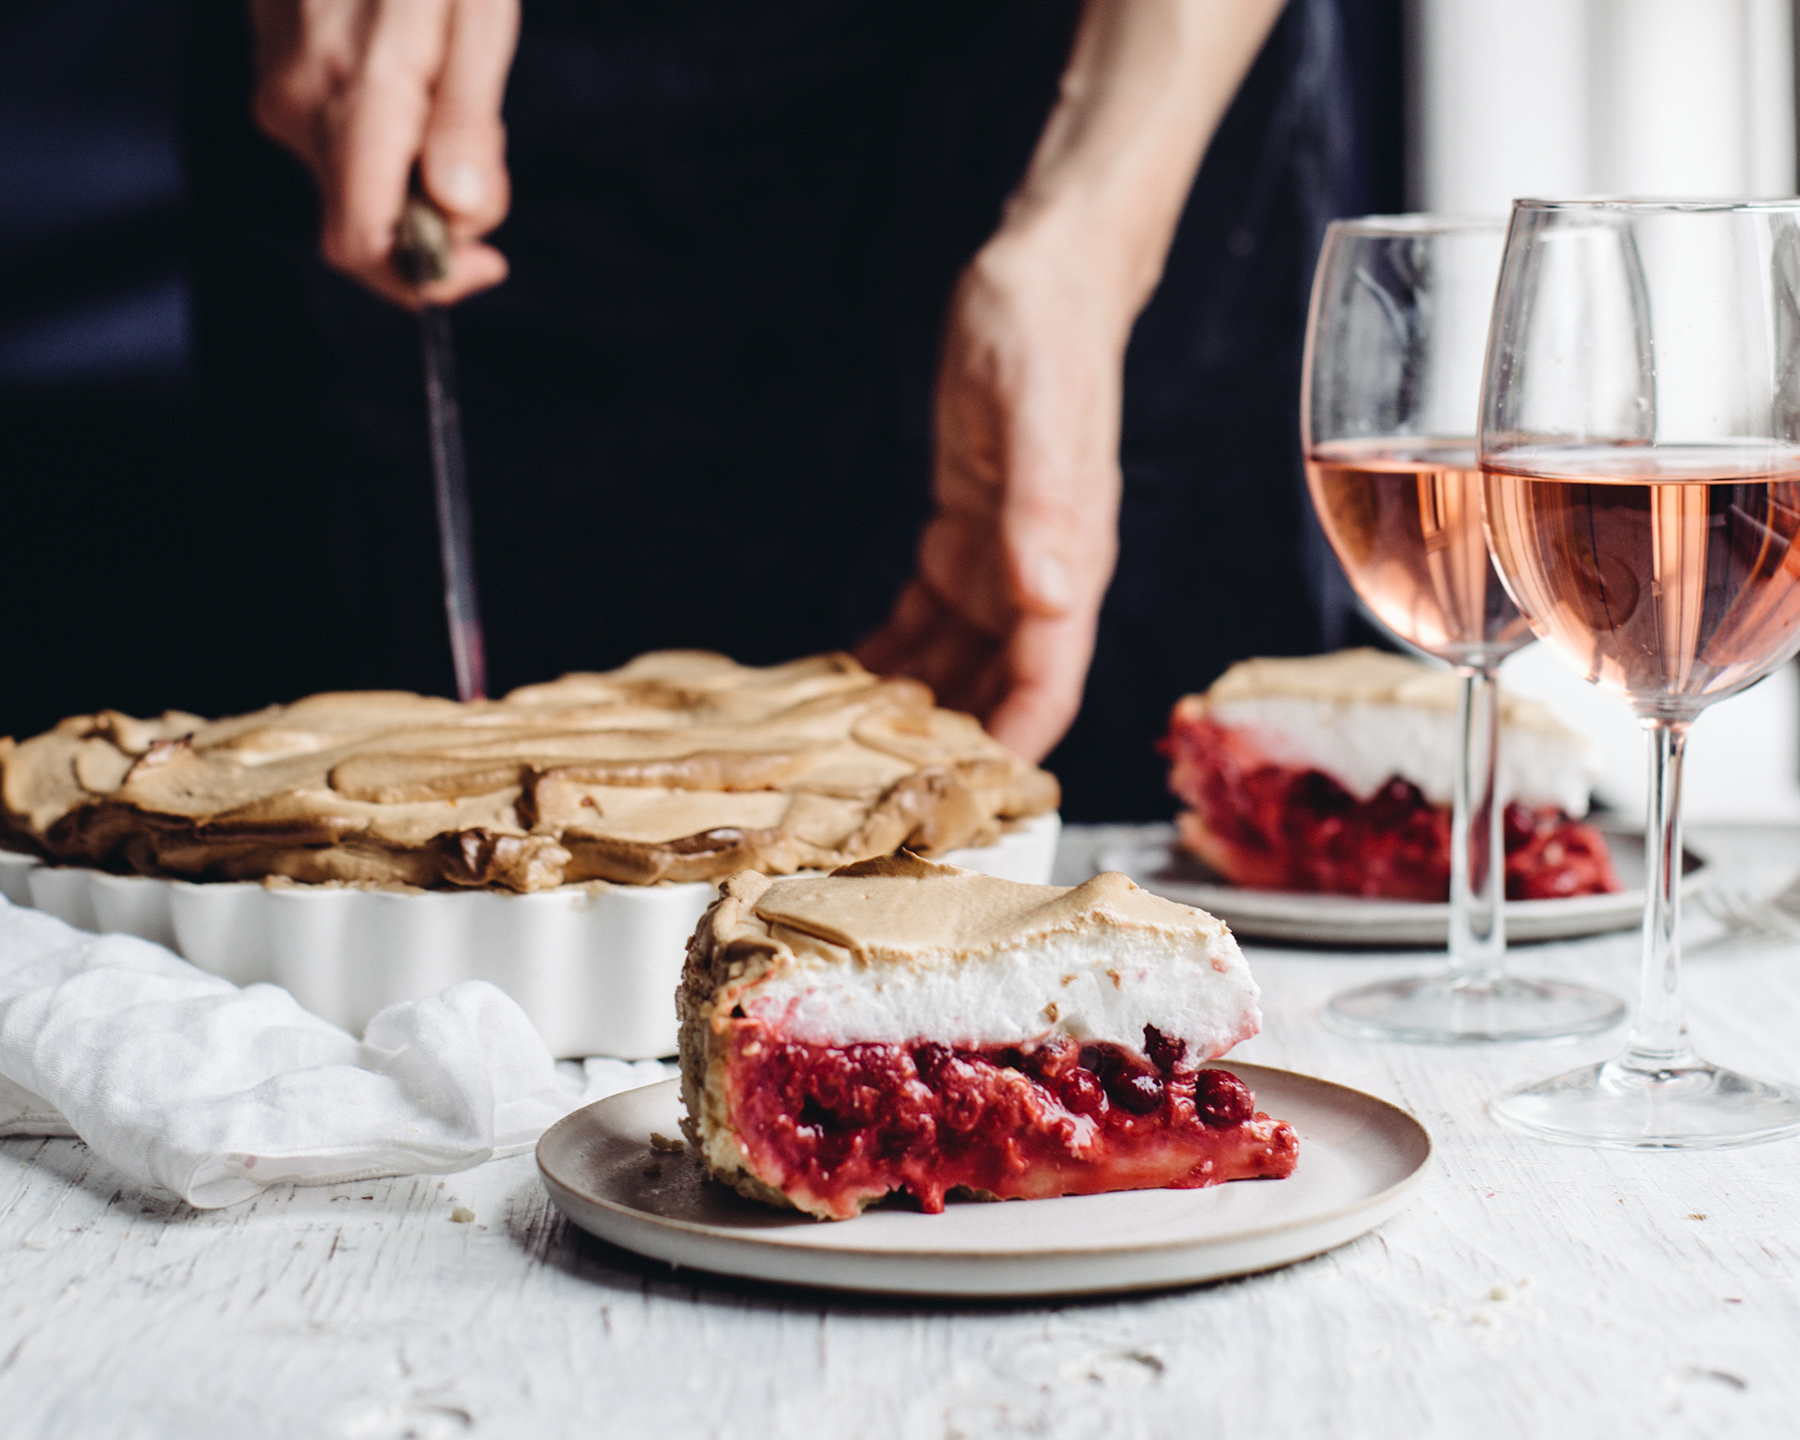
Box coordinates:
[0,652,1059,892]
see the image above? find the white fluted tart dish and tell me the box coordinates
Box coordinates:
[0,651,1061,1057]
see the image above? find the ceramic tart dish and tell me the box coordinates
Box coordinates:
[0,817,1059,1059]
[0,651,1062,1057]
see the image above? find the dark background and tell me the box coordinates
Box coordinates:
[1,0,204,735]
[0,0,1402,781]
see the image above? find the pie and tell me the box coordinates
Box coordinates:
[678,854,1298,1220]
[0,652,1058,892]
[1161,649,1621,901]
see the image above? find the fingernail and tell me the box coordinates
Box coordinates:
[441,162,485,211]
[1033,553,1073,611]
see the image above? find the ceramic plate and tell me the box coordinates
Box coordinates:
[536,1069,1430,1298]
[1096,819,1711,948]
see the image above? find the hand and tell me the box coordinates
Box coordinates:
[859,0,1284,765]
[250,0,520,308]
[857,227,1130,764]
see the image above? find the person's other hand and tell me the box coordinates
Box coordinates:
[250,0,520,308]
[857,229,1130,763]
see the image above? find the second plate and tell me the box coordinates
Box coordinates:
[1097,819,1711,947]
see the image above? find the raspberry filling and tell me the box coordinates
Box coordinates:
[722,1021,1298,1221]
[1162,714,1621,902]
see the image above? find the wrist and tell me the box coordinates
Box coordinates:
[973,204,1150,348]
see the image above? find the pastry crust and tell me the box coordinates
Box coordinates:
[0,652,1058,893]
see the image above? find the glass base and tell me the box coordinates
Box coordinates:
[1491,1054,1800,1149]
[1323,974,1625,1045]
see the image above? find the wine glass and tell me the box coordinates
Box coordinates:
[1303,215,1625,1043]
[1481,198,1800,1147]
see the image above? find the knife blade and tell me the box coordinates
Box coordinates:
[395,185,488,703]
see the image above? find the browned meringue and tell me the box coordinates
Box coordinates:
[0,652,1059,893]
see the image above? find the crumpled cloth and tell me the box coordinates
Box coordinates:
[0,895,667,1208]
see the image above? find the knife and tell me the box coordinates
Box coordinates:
[394,183,489,703]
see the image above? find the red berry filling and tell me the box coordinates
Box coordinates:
[1161,711,1621,901]
[723,1021,1298,1220]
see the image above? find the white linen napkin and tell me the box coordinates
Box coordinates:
[0,894,666,1208]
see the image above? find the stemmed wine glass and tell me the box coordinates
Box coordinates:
[1302,215,1625,1042]
[1481,198,1800,1146]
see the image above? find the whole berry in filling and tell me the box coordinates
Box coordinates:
[1091,1048,1166,1115]
[1191,1068,1255,1128]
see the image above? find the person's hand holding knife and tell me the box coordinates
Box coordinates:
[250,0,520,309]
[252,0,519,702]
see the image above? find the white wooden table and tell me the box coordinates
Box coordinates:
[5,824,1798,1439]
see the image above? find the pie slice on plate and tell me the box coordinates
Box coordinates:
[678,855,1297,1220]
[1162,649,1621,902]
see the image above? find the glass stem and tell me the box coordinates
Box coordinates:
[1448,666,1504,985]
[1622,718,1696,1075]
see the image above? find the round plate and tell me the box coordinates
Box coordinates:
[1097,819,1712,948]
[536,1069,1431,1298]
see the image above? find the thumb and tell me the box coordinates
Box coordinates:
[999,438,1084,620]
[1011,536,1076,618]
[996,346,1122,620]
[418,0,519,235]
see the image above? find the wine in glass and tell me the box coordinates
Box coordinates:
[1303,215,1624,1042]
[1481,198,1800,1146]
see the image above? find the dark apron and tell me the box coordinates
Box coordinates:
[181,0,1362,820]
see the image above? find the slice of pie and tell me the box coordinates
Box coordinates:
[0,651,1057,893]
[1161,649,1621,902]
[678,854,1297,1220]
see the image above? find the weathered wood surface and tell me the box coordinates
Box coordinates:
[4,825,1799,1439]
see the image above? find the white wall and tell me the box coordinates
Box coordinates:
[1409,0,1796,215]
[1499,645,1800,824]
